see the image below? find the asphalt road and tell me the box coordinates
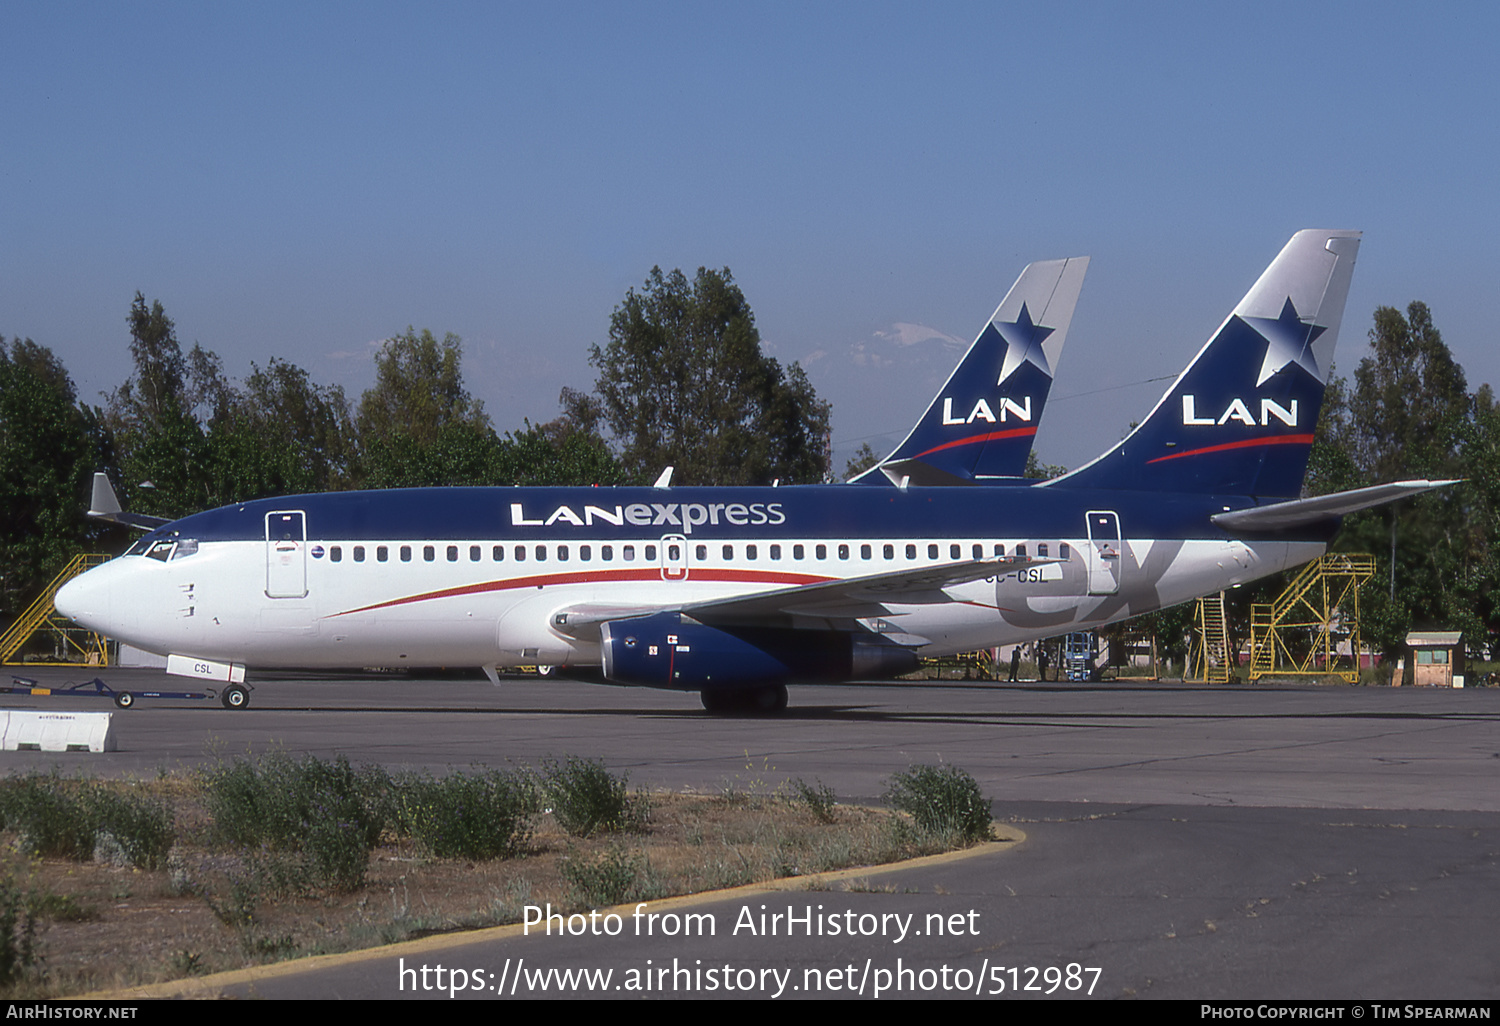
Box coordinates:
[5,667,1497,1000]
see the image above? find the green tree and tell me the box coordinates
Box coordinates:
[493,423,629,487]
[1308,302,1492,663]
[208,358,355,497]
[0,339,103,622]
[354,329,501,489]
[587,267,830,485]
[844,442,881,480]
[356,329,489,448]
[109,293,189,434]
[1022,451,1068,480]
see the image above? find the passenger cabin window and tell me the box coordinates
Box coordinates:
[928,544,938,559]
[951,544,961,560]
[602,545,614,561]
[860,544,872,559]
[354,546,365,562]
[906,544,917,559]
[838,544,849,560]
[1060,543,1071,559]
[536,545,547,561]
[973,543,983,559]
[447,545,459,562]
[515,546,525,561]
[722,544,734,560]
[330,546,342,563]
[400,545,412,562]
[1016,544,1027,557]
[623,545,635,561]
[645,545,656,560]
[377,546,388,562]
[581,545,591,561]
[815,544,826,559]
[996,544,1005,556]
[558,545,569,561]
[747,544,758,560]
[1038,543,1049,557]
[695,544,707,560]
[492,545,503,561]
[770,544,781,560]
[883,544,894,560]
[423,545,435,562]
[469,545,479,561]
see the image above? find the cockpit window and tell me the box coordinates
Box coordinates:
[145,540,175,562]
[172,538,199,559]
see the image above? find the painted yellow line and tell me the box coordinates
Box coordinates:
[90,829,1025,1000]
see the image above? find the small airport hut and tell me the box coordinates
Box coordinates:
[1401,631,1462,687]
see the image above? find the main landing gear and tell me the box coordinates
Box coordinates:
[221,684,250,710]
[699,683,789,715]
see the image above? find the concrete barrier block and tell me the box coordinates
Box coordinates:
[0,711,117,753]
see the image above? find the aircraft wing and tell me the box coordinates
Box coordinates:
[1211,479,1459,531]
[549,554,1053,640]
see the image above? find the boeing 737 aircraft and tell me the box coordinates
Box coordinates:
[55,230,1451,712]
[848,255,1088,486]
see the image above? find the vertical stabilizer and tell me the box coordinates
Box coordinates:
[852,256,1089,486]
[1053,230,1360,498]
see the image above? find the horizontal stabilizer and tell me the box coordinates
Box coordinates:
[87,473,170,531]
[1211,480,1459,531]
[878,458,975,488]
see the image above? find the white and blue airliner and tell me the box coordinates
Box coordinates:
[55,230,1450,712]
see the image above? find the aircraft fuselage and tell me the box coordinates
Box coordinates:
[57,483,1328,680]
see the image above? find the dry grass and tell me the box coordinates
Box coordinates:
[0,775,967,997]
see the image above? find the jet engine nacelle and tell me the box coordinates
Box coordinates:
[599,612,918,691]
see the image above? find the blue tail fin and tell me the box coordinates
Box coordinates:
[1053,230,1360,498]
[851,256,1089,486]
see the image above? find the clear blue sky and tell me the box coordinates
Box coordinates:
[4,1,1496,474]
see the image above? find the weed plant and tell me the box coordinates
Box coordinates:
[0,877,37,991]
[0,774,172,869]
[790,778,837,824]
[0,774,94,859]
[543,757,647,837]
[392,770,538,859]
[883,765,992,844]
[561,846,658,907]
[201,753,387,891]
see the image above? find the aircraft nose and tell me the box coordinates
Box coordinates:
[54,571,107,629]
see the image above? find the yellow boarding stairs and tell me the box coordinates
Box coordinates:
[0,554,111,665]
[1189,592,1233,683]
[1247,553,1375,683]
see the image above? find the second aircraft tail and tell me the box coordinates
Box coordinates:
[852,255,1089,487]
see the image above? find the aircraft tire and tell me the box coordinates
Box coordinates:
[114,691,133,709]
[754,684,789,714]
[222,685,249,710]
